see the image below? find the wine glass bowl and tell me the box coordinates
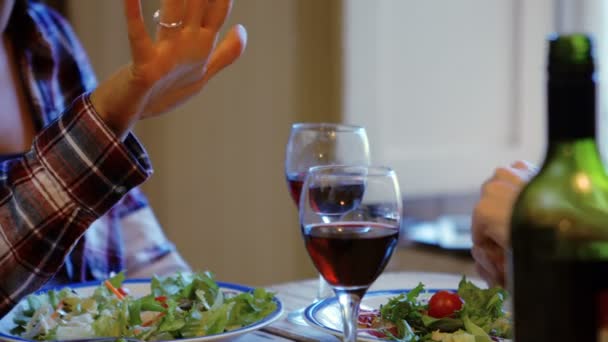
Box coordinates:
[299,165,402,341]
[308,177,365,216]
[285,123,370,206]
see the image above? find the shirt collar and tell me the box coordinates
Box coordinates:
[7,0,54,61]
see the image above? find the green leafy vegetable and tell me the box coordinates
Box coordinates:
[11,271,278,341]
[456,276,512,339]
[108,272,126,289]
[380,282,427,335]
[371,276,512,341]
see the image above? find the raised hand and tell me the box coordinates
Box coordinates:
[90,0,247,139]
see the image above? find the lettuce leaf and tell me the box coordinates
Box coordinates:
[380,282,428,336]
[457,276,510,337]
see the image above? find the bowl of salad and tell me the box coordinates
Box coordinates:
[0,271,283,341]
[304,276,512,342]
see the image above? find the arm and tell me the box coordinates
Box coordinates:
[0,0,246,316]
[0,95,151,317]
[52,10,193,278]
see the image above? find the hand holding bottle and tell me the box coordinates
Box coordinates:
[471,160,537,287]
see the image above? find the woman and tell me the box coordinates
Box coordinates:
[0,0,247,316]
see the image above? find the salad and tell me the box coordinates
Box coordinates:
[357,277,512,342]
[10,271,277,341]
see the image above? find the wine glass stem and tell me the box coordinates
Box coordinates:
[336,289,363,342]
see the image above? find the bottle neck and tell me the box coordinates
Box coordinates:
[545,138,602,164]
[547,77,596,142]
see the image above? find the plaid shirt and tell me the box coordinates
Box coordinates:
[0,1,189,316]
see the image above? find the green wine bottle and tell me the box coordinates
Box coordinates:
[510,34,608,341]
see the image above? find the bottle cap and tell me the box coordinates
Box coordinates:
[548,33,595,74]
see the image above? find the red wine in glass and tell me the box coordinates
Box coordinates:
[286,172,306,205]
[302,222,399,288]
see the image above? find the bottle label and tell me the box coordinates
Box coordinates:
[600,291,608,342]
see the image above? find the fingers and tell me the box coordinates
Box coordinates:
[472,180,516,248]
[202,0,233,31]
[471,161,529,288]
[512,160,539,180]
[472,163,532,248]
[182,0,233,31]
[472,196,511,248]
[123,0,153,63]
[511,160,537,172]
[475,264,495,287]
[511,160,530,170]
[474,243,505,274]
[141,24,246,115]
[481,180,519,209]
[492,167,527,188]
[157,0,185,40]
[472,245,506,287]
[203,24,247,80]
[184,0,208,28]
[475,263,505,288]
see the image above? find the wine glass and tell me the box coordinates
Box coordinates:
[300,165,402,342]
[285,123,370,323]
[285,123,370,208]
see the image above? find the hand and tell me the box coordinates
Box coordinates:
[90,0,247,139]
[471,160,537,287]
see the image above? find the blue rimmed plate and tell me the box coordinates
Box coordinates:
[304,289,509,342]
[0,279,284,342]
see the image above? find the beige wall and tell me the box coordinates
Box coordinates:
[67,0,341,286]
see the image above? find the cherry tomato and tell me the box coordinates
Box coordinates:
[427,290,463,318]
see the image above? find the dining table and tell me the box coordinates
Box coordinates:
[236,270,487,341]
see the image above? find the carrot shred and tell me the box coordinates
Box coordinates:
[142,312,166,327]
[104,280,125,300]
[50,300,64,319]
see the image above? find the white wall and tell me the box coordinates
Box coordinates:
[67,0,342,286]
[341,0,551,195]
[340,0,608,196]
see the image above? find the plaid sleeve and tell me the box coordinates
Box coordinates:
[0,94,152,316]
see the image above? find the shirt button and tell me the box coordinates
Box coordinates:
[115,186,126,194]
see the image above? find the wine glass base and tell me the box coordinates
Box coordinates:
[286,307,310,326]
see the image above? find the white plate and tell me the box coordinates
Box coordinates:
[304,289,509,342]
[0,279,284,342]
